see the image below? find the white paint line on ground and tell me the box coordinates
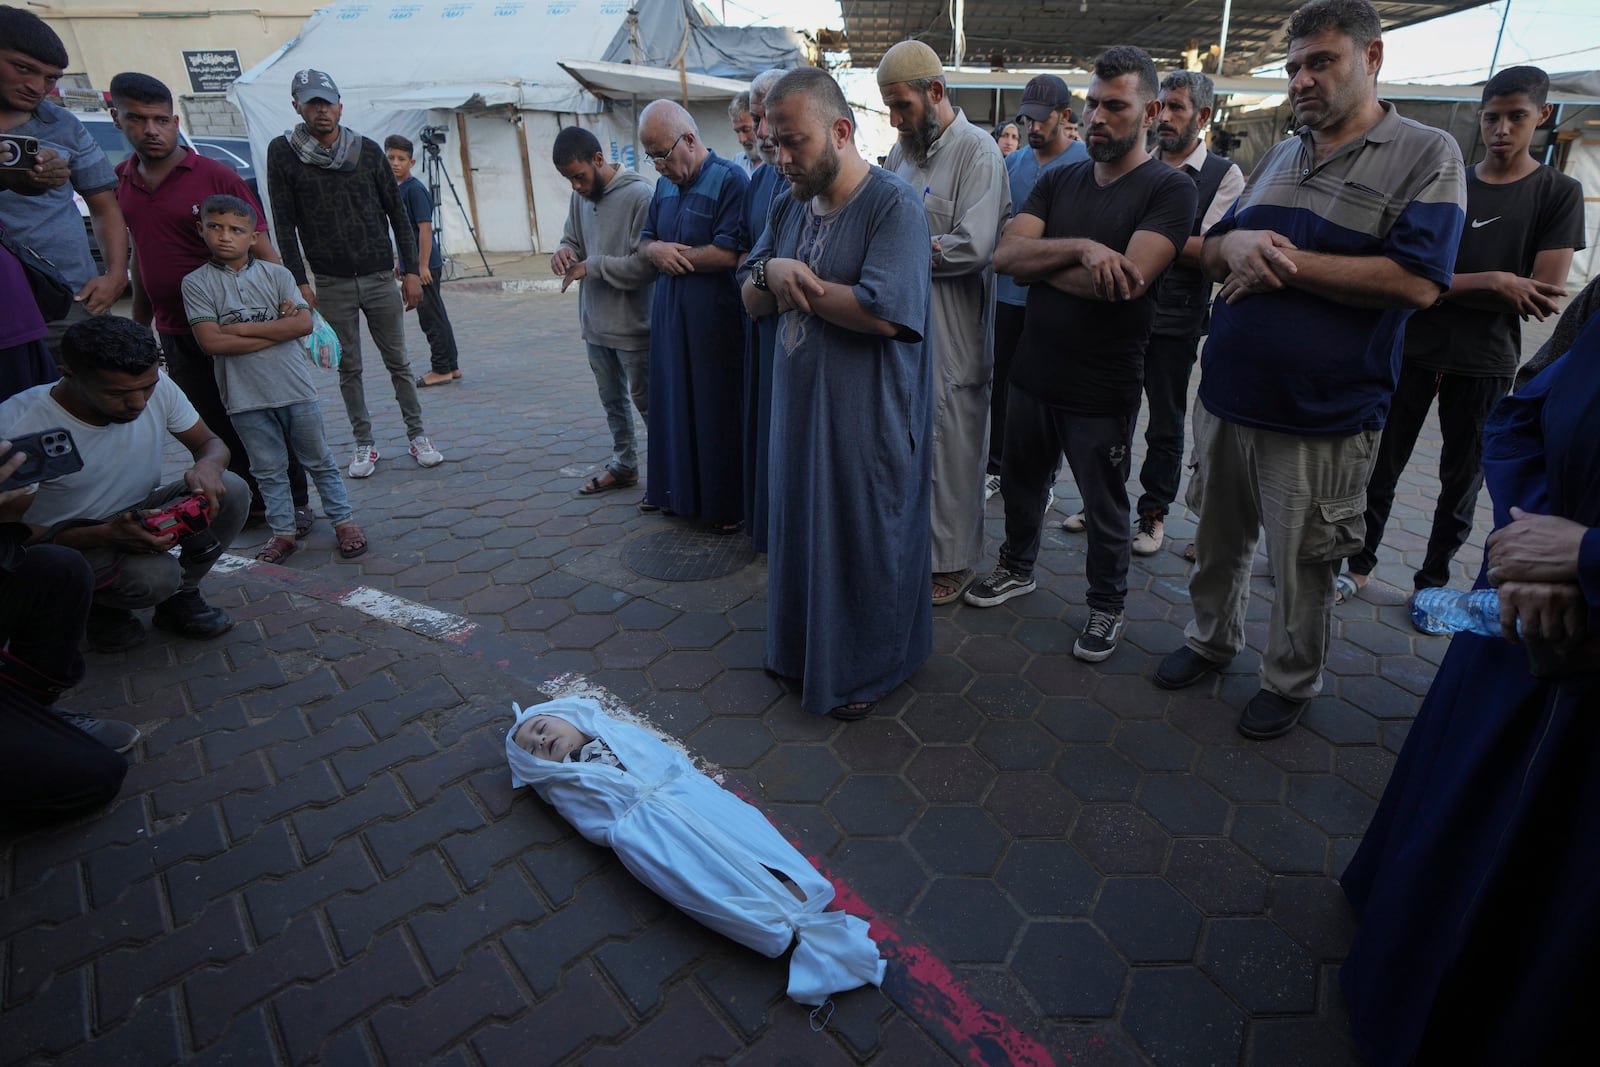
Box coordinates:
[213,553,478,641]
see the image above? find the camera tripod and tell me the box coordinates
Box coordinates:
[422,136,493,280]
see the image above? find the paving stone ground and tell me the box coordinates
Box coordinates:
[0,278,1556,1066]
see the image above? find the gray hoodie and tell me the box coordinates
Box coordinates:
[559,167,656,351]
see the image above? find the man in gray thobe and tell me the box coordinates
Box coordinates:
[877,40,1010,605]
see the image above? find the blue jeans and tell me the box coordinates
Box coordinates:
[232,402,354,536]
[586,343,649,477]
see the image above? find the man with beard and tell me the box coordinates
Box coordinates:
[728,91,760,178]
[967,46,1194,669]
[876,39,1009,606]
[742,68,788,551]
[987,74,1087,502]
[1154,0,1465,739]
[266,69,443,479]
[550,126,657,497]
[109,72,313,535]
[0,6,128,359]
[740,66,932,721]
[637,100,748,529]
[1124,72,1243,556]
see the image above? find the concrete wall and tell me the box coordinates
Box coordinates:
[40,1,317,114]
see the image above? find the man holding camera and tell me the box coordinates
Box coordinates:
[0,316,246,652]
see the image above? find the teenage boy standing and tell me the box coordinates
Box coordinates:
[1343,64,1583,603]
[385,134,461,389]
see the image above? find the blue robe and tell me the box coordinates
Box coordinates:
[1339,314,1600,1065]
[742,163,784,551]
[744,167,933,714]
[642,151,749,523]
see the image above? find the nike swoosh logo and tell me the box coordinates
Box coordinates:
[1471,216,1501,229]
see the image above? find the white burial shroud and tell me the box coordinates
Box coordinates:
[505,697,887,1005]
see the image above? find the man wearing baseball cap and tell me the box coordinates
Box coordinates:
[265,68,445,479]
[876,40,1010,607]
[987,74,1087,504]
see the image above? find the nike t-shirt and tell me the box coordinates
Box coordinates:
[1404,164,1584,378]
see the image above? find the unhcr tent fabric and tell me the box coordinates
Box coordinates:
[229,0,802,252]
[504,697,887,1006]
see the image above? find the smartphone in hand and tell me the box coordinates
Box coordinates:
[0,428,83,491]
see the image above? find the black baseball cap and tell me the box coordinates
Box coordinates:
[1017,74,1072,122]
[292,69,340,105]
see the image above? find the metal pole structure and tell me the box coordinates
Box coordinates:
[1488,0,1513,79]
[952,0,965,68]
[1217,0,1233,74]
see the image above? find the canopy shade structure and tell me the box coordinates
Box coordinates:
[557,59,754,103]
[839,0,1496,74]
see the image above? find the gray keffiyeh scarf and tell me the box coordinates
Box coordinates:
[287,123,360,172]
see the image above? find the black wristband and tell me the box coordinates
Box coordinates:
[751,257,770,292]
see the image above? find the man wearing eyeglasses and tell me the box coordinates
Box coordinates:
[636,100,750,530]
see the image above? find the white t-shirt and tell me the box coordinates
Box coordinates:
[0,374,199,528]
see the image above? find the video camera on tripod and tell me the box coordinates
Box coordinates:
[420,124,448,150]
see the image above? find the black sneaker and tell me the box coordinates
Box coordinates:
[1237,689,1309,740]
[87,605,146,653]
[963,566,1036,607]
[55,710,141,753]
[152,589,235,640]
[1073,609,1125,662]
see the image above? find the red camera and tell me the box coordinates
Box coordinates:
[143,495,222,564]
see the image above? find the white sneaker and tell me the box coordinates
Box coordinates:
[348,444,378,479]
[1132,514,1165,556]
[984,474,1001,501]
[1061,510,1085,533]
[409,436,443,468]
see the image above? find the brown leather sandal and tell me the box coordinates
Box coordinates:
[256,535,298,564]
[335,521,368,560]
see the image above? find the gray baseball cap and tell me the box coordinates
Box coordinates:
[292,69,340,105]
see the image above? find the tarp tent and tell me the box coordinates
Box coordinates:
[230,0,803,257]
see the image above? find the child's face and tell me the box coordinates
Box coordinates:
[199,211,254,262]
[386,148,415,182]
[514,714,590,762]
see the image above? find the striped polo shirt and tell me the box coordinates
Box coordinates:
[1199,102,1465,436]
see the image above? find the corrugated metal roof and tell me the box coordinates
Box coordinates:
[839,0,1496,73]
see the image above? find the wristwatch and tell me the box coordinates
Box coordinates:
[750,257,770,292]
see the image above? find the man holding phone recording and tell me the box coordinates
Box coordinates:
[0,316,247,652]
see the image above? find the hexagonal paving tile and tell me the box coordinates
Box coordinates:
[954,635,1031,675]
[828,838,927,915]
[701,670,785,717]
[647,651,723,691]
[996,840,1098,916]
[905,654,975,695]
[1092,877,1203,962]
[1163,838,1271,916]
[1012,921,1126,1018]
[502,597,574,633]
[1053,746,1141,803]
[1200,917,1319,1013]
[1121,967,1245,1065]
[1230,806,1327,874]
[973,720,1055,772]
[544,613,618,650]
[1070,804,1170,874]
[1137,774,1230,836]
[905,746,993,803]
[907,807,1007,876]
[661,612,734,650]
[593,631,667,670]
[825,775,922,836]
[982,773,1079,838]
[1113,720,1198,772]
[829,718,919,774]
[1286,775,1378,836]
[909,878,1024,963]
[901,695,983,744]
[1039,698,1117,744]
[689,717,773,768]
[751,745,844,804]
[965,675,1043,720]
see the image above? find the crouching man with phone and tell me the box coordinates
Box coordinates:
[0,315,247,652]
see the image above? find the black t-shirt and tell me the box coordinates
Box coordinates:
[1009,157,1197,413]
[1405,164,1585,378]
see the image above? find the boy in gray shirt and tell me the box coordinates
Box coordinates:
[181,195,367,564]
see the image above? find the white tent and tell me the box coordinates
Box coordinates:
[230,0,801,257]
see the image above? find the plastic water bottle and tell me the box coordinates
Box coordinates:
[1411,588,1502,637]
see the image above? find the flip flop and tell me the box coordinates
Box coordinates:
[294,506,316,539]
[1334,573,1360,605]
[580,471,638,495]
[414,374,455,388]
